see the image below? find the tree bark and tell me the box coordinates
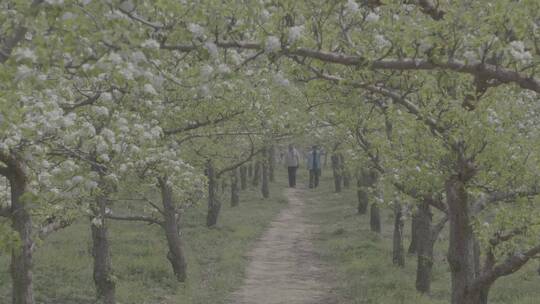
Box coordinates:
[230,169,240,207]
[415,201,434,294]
[356,170,370,214]
[392,202,405,267]
[206,161,221,227]
[9,171,35,304]
[158,179,187,282]
[370,203,381,233]
[221,178,227,195]
[91,195,116,304]
[252,160,261,187]
[261,150,270,199]
[239,166,247,190]
[331,154,342,193]
[446,176,478,304]
[248,163,253,178]
[339,154,351,189]
[357,187,369,215]
[408,212,419,254]
[269,145,275,183]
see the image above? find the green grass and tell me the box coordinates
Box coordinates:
[0,176,288,304]
[305,170,540,304]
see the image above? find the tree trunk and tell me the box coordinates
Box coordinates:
[261,150,270,199]
[415,201,434,294]
[248,163,253,178]
[9,173,35,304]
[230,169,240,207]
[356,170,369,214]
[357,187,369,215]
[408,212,419,254]
[252,160,261,187]
[269,145,275,182]
[446,176,478,304]
[91,195,116,304]
[206,161,221,227]
[331,154,342,193]
[392,202,405,267]
[239,166,247,190]
[159,179,187,282]
[339,154,351,189]
[221,178,227,195]
[370,203,381,233]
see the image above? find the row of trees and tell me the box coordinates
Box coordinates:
[1,1,539,304]
[0,1,307,303]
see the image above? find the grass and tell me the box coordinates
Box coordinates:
[0,175,288,304]
[304,170,540,304]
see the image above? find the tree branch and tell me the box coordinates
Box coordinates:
[472,243,540,291]
[162,40,540,94]
[0,0,44,63]
[163,111,244,135]
[105,214,163,226]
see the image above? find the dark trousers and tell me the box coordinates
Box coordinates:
[309,169,320,188]
[287,166,298,187]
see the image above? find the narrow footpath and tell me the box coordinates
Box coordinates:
[229,187,334,304]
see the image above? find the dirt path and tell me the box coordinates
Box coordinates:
[229,187,334,304]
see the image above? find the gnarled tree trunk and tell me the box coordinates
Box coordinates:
[9,171,35,304]
[446,176,478,304]
[408,211,419,254]
[261,149,270,199]
[415,201,434,294]
[392,202,405,267]
[239,166,247,190]
[230,169,240,206]
[91,195,116,304]
[269,145,275,183]
[356,169,370,214]
[159,179,187,282]
[331,154,342,193]
[339,154,351,189]
[252,160,261,187]
[206,161,221,227]
[248,163,253,178]
[370,203,381,233]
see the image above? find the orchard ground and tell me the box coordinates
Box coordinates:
[1,168,539,303]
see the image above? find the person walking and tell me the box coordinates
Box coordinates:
[285,144,300,187]
[307,145,322,188]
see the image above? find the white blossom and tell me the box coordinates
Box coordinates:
[288,25,304,44]
[45,0,64,5]
[143,83,158,95]
[93,106,109,117]
[205,42,219,58]
[265,36,281,53]
[217,63,231,74]
[14,48,37,62]
[346,0,359,14]
[108,52,123,64]
[141,39,160,49]
[509,41,532,64]
[374,34,391,48]
[188,23,205,38]
[15,65,33,81]
[200,64,214,78]
[366,12,380,22]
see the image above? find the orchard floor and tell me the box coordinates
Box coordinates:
[229,186,337,304]
[303,170,540,304]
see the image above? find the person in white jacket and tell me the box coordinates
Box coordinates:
[285,144,300,187]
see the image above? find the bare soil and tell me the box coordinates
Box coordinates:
[229,187,335,304]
